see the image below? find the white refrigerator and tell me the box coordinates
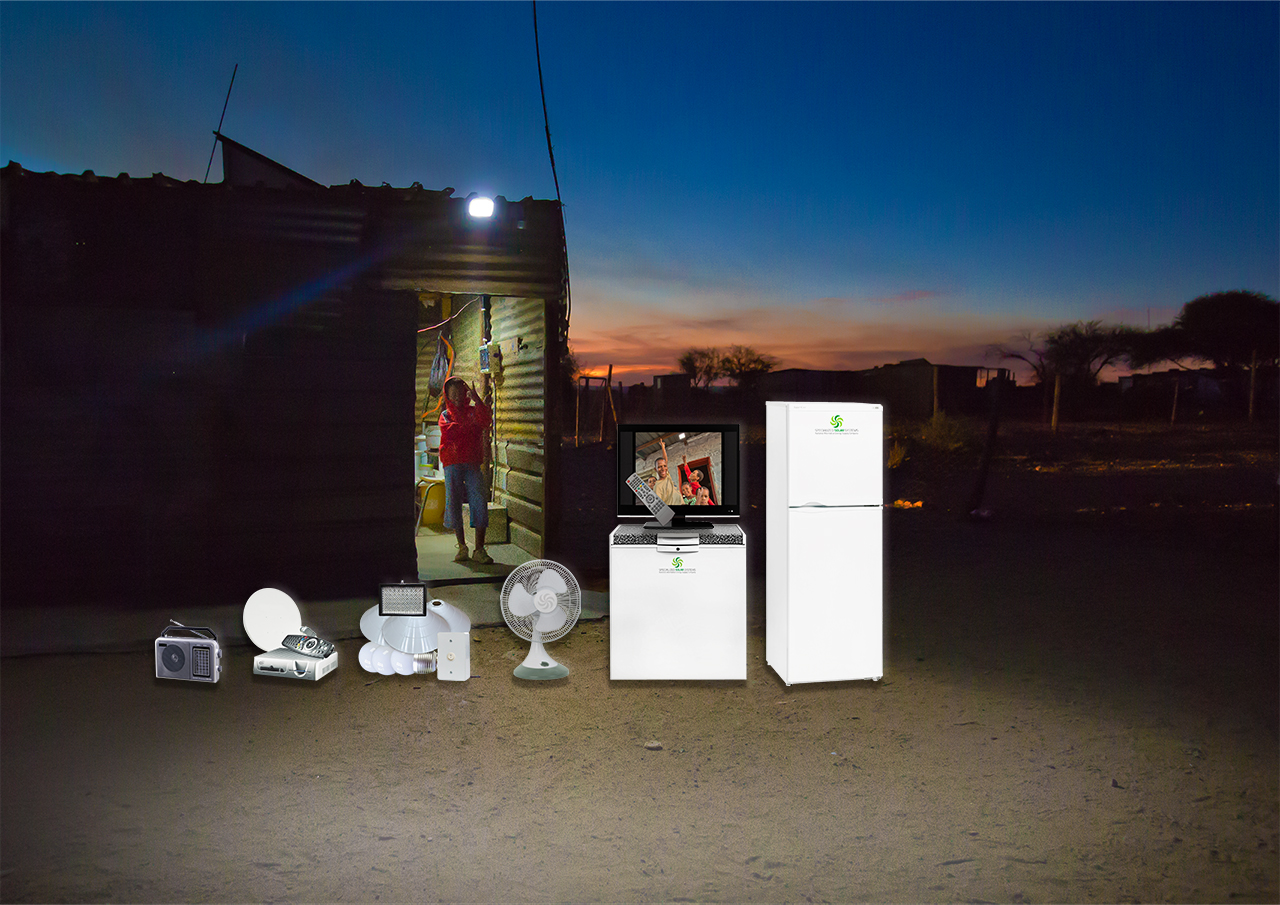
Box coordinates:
[765,401,883,684]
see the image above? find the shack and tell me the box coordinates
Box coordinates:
[0,136,569,609]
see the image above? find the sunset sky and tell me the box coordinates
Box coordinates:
[3,2,1276,384]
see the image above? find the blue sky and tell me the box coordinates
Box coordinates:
[2,2,1276,383]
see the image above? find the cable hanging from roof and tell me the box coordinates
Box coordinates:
[532,0,571,332]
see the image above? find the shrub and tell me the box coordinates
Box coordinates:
[918,412,972,451]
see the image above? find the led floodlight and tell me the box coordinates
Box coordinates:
[380,581,427,616]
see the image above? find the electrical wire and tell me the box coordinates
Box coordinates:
[204,64,238,184]
[531,0,571,332]
[416,295,479,333]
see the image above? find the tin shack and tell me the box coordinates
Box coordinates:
[0,135,569,608]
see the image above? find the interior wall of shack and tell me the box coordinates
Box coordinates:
[413,294,549,559]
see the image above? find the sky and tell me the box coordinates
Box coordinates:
[2,1,1277,385]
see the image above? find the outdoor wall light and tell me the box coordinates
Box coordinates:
[467,195,495,218]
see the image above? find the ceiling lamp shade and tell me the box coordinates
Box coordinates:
[382,612,451,654]
[427,598,471,634]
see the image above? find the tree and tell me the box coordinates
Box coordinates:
[988,321,1141,429]
[1129,291,1279,422]
[986,330,1052,384]
[720,345,778,388]
[1173,290,1279,372]
[1042,320,1142,383]
[676,347,725,388]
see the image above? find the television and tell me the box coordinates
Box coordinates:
[616,423,741,529]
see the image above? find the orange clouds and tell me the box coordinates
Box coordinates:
[569,293,1049,385]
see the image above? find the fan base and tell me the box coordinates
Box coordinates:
[513,662,569,680]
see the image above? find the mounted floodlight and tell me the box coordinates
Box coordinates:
[467,195,495,218]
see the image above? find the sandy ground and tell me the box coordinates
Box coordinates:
[2,421,1277,903]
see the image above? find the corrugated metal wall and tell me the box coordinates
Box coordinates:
[489,296,548,556]
[1,167,568,609]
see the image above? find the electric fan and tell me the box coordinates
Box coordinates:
[500,559,582,680]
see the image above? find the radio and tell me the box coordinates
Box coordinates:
[155,623,222,683]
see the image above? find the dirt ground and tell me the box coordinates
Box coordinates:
[2,421,1277,903]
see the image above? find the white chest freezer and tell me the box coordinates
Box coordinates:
[608,524,747,680]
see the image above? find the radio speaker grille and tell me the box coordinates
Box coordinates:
[191,645,213,678]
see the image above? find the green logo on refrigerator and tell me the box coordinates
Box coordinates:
[672,557,683,569]
[830,415,844,429]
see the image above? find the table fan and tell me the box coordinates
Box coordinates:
[500,559,582,680]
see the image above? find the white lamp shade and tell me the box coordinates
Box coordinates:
[382,612,450,654]
[428,598,472,634]
[360,605,389,643]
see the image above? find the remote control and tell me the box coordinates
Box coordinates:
[626,472,674,527]
[282,629,335,659]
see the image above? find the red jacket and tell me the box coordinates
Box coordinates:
[438,397,492,467]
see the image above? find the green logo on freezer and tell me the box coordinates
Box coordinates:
[672,557,683,569]
[817,413,859,435]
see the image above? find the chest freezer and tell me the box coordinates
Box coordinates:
[609,524,747,680]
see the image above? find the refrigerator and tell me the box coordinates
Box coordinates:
[765,401,883,684]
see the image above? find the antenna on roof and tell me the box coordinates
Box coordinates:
[203,63,239,184]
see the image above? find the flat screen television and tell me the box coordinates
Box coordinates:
[616,423,741,529]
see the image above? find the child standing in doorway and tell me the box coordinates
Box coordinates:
[439,377,493,564]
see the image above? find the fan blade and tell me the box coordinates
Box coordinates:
[535,606,568,633]
[535,568,568,595]
[508,585,538,617]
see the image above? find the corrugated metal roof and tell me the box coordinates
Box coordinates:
[2,156,569,305]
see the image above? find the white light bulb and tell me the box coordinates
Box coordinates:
[372,645,395,675]
[359,641,379,672]
[468,196,494,218]
[391,650,416,675]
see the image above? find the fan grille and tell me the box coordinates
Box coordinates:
[500,559,582,643]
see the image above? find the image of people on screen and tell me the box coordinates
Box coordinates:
[649,438,683,506]
[634,431,722,508]
[678,455,715,505]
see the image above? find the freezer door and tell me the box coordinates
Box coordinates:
[785,405,883,507]
[783,506,882,683]
[609,544,747,680]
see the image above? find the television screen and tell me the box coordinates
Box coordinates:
[616,424,740,527]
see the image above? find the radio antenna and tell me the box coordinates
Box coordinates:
[203,63,239,184]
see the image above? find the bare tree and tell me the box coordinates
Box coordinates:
[989,321,1141,429]
[720,345,778,388]
[677,347,725,388]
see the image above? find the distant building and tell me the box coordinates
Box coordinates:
[759,360,1011,420]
